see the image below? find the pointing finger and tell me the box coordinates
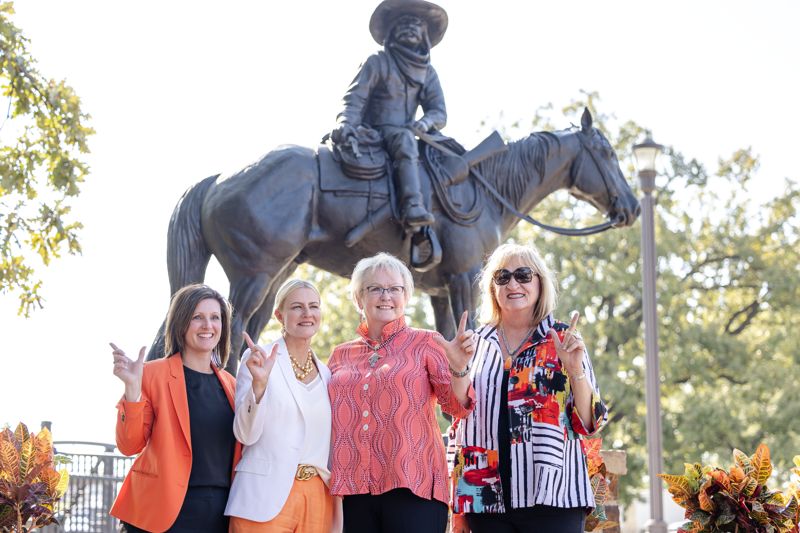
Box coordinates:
[568,311,580,333]
[563,311,580,344]
[109,342,121,352]
[243,332,256,351]
[457,311,468,336]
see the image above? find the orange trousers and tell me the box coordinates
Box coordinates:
[229,477,334,533]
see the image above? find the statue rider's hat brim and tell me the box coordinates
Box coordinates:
[369,0,448,47]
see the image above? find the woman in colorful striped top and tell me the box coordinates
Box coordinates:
[327,252,476,533]
[449,243,608,533]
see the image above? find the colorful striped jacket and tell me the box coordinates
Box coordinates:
[450,315,607,513]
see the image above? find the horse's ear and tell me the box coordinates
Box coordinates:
[581,107,593,133]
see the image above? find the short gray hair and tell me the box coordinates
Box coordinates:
[349,252,414,310]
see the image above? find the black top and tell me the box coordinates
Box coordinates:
[184,366,235,488]
[498,369,513,510]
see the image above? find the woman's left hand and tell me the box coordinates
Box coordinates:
[435,310,476,375]
[549,311,586,375]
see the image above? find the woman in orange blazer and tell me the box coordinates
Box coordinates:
[109,284,242,533]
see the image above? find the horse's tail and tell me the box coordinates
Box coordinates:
[147,174,217,361]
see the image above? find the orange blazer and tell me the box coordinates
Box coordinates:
[109,354,242,533]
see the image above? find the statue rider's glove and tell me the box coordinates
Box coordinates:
[331,123,356,145]
[412,118,432,137]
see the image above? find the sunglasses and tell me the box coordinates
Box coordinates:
[492,267,536,286]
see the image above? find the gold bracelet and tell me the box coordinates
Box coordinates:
[571,372,586,381]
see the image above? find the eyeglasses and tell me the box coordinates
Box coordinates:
[364,285,405,296]
[492,267,536,286]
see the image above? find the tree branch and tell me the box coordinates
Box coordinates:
[724,299,761,336]
[681,254,743,281]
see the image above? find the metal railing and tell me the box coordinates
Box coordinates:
[42,441,133,533]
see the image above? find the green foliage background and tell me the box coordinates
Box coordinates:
[0,2,93,315]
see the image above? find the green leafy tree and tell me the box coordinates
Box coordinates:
[0,2,93,315]
[503,92,800,503]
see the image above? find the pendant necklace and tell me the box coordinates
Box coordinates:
[499,326,534,362]
[364,328,404,368]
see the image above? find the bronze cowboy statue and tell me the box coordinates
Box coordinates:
[145,2,642,373]
[329,0,505,269]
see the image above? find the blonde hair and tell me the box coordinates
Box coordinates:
[478,243,557,327]
[274,279,320,313]
[349,252,414,311]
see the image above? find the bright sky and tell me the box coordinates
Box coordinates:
[1,1,798,444]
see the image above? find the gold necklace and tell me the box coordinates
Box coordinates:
[288,349,315,380]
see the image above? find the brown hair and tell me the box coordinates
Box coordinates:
[164,284,232,367]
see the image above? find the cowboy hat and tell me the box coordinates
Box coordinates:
[369,0,448,47]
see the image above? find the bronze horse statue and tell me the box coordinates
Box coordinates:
[149,110,640,373]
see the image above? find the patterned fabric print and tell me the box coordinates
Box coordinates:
[508,341,569,442]
[327,317,474,505]
[450,317,608,512]
[451,446,504,513]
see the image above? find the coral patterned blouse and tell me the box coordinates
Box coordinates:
[327,317,475,504]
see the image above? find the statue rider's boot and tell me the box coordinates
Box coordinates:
[396,159,434,227]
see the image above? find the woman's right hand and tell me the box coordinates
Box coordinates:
[243,332,278,402]
[110,342,145,402]
[451,513,470,533]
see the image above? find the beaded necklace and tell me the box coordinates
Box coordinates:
[364,327,405,368]
[288,348,315,380]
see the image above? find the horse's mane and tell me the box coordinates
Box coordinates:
[476,131,561,208]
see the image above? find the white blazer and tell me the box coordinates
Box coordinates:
[224,338,332,522]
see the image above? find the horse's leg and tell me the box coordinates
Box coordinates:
[446,267,481,332]
[431,294,456,340]
[226,272,277,375]
[244,265,297,344]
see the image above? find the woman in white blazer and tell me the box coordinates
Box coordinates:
[225,279,341,532]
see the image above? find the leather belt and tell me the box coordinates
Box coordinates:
[295,464,319,481]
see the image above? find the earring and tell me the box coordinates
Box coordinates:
[281,324,286,336]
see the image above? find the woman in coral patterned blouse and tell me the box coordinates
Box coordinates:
[327,252,476,533]
[449,243,608,533]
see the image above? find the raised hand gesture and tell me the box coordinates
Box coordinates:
[243,332,277,401]
[110,342,145,402]
[435,311,476,376]
[549,311,586,376]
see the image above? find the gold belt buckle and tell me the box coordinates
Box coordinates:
[295,464,318,481]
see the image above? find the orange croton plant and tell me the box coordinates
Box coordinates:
[660,443,799,532]
[0,423,69,532]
